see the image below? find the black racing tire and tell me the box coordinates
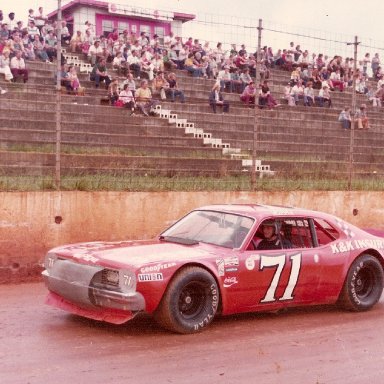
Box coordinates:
[154,266,219,334]
[339,254,384,311]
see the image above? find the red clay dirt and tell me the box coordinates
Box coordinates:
[1,282,384,384]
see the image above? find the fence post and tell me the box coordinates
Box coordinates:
[251,19,263,190]
[55,0,62,190]
[347,36,360,191]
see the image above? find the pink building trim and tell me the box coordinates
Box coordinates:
[48,0,194,38]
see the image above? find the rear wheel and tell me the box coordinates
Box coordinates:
[339,254,383,311]
[154,266,219,334]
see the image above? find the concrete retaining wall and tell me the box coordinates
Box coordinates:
[1,191,383,283]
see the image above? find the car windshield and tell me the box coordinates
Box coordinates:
[161,210,255,248]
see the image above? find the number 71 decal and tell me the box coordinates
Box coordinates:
[259,253,302,303]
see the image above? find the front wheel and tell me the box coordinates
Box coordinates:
[339,254,383,311]
[154,266,219,334]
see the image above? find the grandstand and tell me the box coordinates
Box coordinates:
[1,39,384,190]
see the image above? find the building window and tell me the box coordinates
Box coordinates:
[102,19,113,37]
[139,25,150,36]
[118,21,128,35]
[154,26,165,45]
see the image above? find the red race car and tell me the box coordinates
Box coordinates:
[42,204,384,333]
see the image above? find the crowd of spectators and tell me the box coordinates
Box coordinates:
[1,6,383,121]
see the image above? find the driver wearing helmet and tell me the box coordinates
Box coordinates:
[256,219,292,250]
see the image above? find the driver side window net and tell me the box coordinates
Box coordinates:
[280,218,314,249]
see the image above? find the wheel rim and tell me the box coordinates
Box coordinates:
[355,267,374,299]
[178,281,207,320]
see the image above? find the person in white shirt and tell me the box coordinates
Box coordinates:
[10,50,28,82]
[290,81,304,105]
[8,12,16,31]
[0,51,13,81]
[303,82,315,106]
[88,40,103,65]
[118,83,136,114]
[329,69,344,91]
[217,66,233,92]
[317,85,331,107]
[34,7,47,32]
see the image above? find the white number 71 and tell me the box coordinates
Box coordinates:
[259,253,302,303]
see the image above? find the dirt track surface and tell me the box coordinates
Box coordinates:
[2,283,384,384]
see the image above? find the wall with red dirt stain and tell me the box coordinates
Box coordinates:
[1,191,383,283]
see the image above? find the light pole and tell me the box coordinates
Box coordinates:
[346,36,360,191]
[251,19,262,190]
[55,0,62,189]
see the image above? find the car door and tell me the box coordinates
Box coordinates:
[226,217,324,314]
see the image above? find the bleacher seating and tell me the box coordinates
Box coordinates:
[0,51,383,183]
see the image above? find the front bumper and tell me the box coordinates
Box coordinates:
[42,258,145,321]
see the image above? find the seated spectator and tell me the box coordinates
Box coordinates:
[290,67,301,84]
[231,68,242,93]
[284,82,295,106]
[168,46,183,70]
[240,68,252,92]
[317,85,332,107]
[208,56,218,79]
[0,50,13,81]
[61,20,71,45]
[371,84,384,107]
[258,80,278,109]
[209,83,229,113]
[355,75,368,94]
[338,107,351,129]
[355,104,369,129]
[27,20,40,41]
[108,78,120,105]
[90,58,111,88]
[217,66,233,93]
[88,40,103,66]
[21,31,36,61]
[112,51,128,75]
[59,63,72,92]
[81,29,94,56]
[329,69,344,91]
[140,50,154,80]
[303,82,315,106]
[68,65,81,94]
[32,34,50,63]
[290,81,304,105]
[70,30,83,53]
[118,83,136,114]
[127,50,141,78]
[152,53,165,75]
[240,81,257,106]
[10,50,28,82]
[165,72,185,103]
[120,72,136,97]
[0,22,9,40]
[44,30,57,62]
[259,60,270,81]
[10,35,25,58]
[184,53,203,77]
[152,71,168,100]
[135,79,156,116]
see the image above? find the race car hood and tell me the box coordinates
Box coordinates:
[50,239,213,269]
